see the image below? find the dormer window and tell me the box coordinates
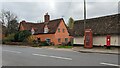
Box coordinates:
[31,28,35,35]
[44,25,49,33]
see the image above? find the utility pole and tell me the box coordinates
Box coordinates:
[84,0,86,31]
[84,0,86,48]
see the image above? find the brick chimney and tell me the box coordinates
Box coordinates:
[44,12,50,22]
[20,20,26,24]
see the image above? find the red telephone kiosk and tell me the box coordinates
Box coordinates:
[84,29,93,48]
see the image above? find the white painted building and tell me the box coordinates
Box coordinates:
[74,35,120,46]
[73,14,120,46]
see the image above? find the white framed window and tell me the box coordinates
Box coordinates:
[31,28,35,35]
[44,27,49,33]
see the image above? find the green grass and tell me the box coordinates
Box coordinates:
[31,44,39,47]
[57,45,73,48]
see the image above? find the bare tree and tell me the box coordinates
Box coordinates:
[0,10,5,25]
[0,9,17,26]
[0,10,18,36]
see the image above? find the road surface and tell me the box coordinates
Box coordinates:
[2,45,119,66]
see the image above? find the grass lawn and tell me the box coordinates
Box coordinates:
[57,45,73,48]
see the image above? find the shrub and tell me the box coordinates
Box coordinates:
[2,34,15,43]
[49,42,54,46]
[67,42,73,46]
[61,42,73,46]
[40,41,49,46]
[26,35,35,44]
[14,30,31,42]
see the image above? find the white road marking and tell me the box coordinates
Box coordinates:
[32,53,72,60]
[33,54,47,57]
[100,62,120,67]
[49,55,72,60]
[3,50,22,53]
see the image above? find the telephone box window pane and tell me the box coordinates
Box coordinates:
[86,34,90,46]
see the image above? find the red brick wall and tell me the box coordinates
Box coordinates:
[54,20,72,45]
[19,23,25,31]
[35,34,55,43]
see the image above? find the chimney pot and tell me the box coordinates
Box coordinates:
[44,13,50,22]
[20,20,26,23]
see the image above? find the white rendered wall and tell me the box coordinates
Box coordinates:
[74,35,119,46]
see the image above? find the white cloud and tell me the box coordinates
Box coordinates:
[1,1,119,24]
[0,0,119,2]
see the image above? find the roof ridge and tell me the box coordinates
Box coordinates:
[49,18,63,22]
[25,22,44,24]
[75,13,119,22]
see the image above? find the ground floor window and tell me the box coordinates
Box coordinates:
[58,38,61,43]
[46,38,51,43]
[65,38,68,43]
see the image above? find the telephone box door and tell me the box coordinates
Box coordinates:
[84,29,93,48]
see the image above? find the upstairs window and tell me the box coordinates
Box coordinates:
[62,29,65,33]
[58,28,60,33]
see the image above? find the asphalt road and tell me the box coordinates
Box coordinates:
[2,45,119,66]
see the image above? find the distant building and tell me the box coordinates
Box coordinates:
[73,14,120,46]
[19,13,73,45]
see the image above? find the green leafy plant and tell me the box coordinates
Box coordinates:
[26,35,35,44]
[14,30,31,42]
[40,41,49,46]
[2,34,15,43]
[57,45,73,48]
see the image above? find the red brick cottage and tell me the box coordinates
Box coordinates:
[19,13,73,45]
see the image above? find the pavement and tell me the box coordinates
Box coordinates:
[72,46,119,55]
[2,45,119,66]
[33,46,119,55]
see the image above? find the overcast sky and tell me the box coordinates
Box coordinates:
[1,0,119,24]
